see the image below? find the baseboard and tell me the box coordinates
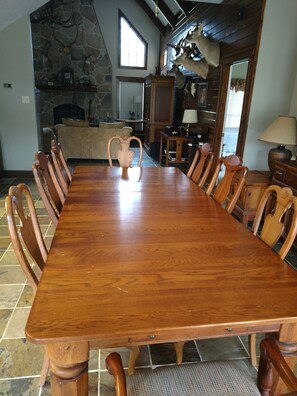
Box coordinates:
[2,170,33,178]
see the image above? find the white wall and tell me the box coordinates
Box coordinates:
[243,0,297,170]
[0,0,49,33]
[93,0,160,118]
[290,72,297,115]
[0,16,39,171]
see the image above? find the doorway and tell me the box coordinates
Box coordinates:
[117,77,145,138]
[117,77,144,118]
[118,81,144,119]
[221,61,249,157]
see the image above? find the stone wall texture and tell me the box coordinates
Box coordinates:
[31,0,112,125]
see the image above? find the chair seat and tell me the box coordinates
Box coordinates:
[126,360,260,396]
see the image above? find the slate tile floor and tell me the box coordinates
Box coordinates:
[0,152,296,395]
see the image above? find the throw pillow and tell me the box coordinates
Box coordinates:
[62,118,89,127]
[100,121,125,128]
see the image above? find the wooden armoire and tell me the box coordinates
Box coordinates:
[143,75,175,158]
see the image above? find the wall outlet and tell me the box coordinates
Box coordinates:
[21,96,30,104]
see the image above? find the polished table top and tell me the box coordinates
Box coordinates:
[26,166,297,348]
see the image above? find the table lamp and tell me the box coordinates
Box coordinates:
[182,109,198,137]
[258,115,297,175]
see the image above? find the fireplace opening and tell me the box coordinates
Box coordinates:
[53,104,86,124]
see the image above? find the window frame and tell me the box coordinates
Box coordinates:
[118,10,148,70]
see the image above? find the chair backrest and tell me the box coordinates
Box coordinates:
[252,185,297,260]
[32,151,65,226]
[107,135,143,167]
[5,184,48,293]
[51,138,72,195]
[206,154,248,214]
[187,143,214,187]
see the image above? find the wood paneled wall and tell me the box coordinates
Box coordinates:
[160,0,265,161]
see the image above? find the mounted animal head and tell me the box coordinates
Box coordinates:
[172,51,189,67]
[53,27,78,54]
[185,22,220,67]
[173,52,209,80]
[185,23,204,43]
[169,64,186,89]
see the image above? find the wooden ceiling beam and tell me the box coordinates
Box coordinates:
[153,0,176,28]
[173,0,190,16]
[134,0,166,35]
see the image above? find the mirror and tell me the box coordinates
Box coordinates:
[221,60,249,156]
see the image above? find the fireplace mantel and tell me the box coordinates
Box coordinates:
[36,84,97,93]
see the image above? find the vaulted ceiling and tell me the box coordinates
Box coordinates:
[137,0,223,35]
[0,0,223,34]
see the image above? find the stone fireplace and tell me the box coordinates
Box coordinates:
[53,103,85,124]
[31,0,112,126]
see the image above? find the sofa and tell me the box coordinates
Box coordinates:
[54,120,132,160]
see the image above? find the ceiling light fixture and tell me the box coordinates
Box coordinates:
[155,0,159,17]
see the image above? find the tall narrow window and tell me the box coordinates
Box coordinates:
[118,11,147,69]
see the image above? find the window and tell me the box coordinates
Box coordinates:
[118,11,147,69]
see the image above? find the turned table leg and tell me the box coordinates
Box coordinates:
[47,341,89,396]
[272,323,297,395]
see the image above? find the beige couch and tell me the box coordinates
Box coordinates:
[55,122,132,160]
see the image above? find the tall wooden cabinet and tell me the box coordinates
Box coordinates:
[144,75,175,158]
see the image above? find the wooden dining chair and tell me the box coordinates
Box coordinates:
[108,135,143,167]
[187,143,214,187]
[51,138,72,196]
[248,185,297,367]
[106,337,297,396]
[206,154,248,214]
[32,151,65,226]
[5,183,49,386]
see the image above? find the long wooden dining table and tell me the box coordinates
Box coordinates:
[26,166,297,395]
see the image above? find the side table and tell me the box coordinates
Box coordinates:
[159,131,189,167]
[232,170,270,226]
[116,118,144,140]
[272,160,297,195]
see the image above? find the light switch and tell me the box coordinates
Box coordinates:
[21,96,30,104]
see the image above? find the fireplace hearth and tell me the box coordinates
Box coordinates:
[53,104,85,124]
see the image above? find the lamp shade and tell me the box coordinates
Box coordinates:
[258,116,297,176]
[258,116,297,146]
[182,109,198,124]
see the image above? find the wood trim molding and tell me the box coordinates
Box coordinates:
[118,9,148,69]
[116,76,145,83]
[134,0,166,35]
